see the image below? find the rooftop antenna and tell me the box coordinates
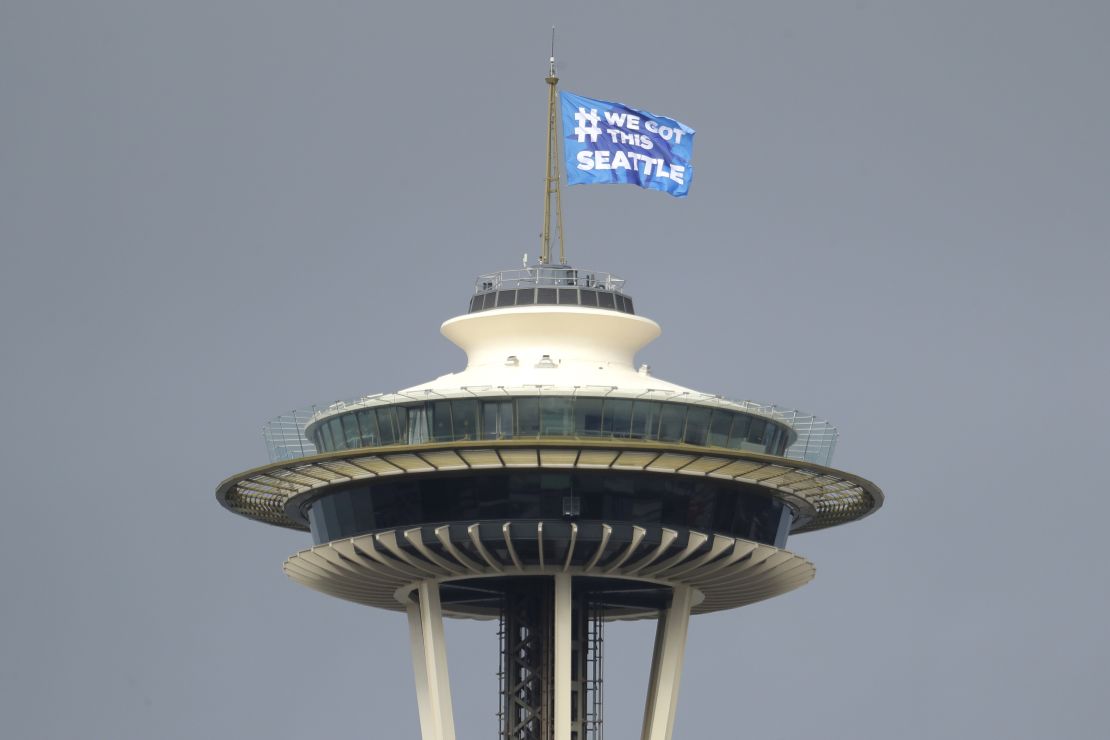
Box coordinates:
[541,26,566,266]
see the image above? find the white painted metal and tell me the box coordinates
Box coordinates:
[221,441,884,533]
[641,585,694,740]
[406,306,676,394]
[553,573,573,740]
[284,524,815,616]
[414,581,456,740]
[407,602,437,740]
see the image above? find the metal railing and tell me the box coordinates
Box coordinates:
[262,409,319,462]
[262,389,837,467]
[474,266,626,294]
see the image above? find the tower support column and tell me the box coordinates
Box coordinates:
[640,585,693,740]
[406,581,457,740]
[553,574,572,740]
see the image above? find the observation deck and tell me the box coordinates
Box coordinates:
[216,258,885,740]
[223,264,881,549]
[469,264,635,314]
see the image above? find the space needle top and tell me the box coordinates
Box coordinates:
[216,47,885,740]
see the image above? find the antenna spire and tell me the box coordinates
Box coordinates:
[541,27,566,265]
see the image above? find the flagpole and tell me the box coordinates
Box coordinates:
[541,28,566,265]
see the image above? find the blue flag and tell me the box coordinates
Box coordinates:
[561,91,695,197]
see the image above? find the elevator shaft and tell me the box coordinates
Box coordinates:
[499,578,602,740]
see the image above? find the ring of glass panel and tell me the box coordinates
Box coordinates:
[304,470,794,548]
[468,287,635,314]
[305,396,794,457]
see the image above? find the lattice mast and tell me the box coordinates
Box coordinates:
[541,28,566,266]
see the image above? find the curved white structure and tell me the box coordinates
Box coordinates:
[218,262,883,740]
[404,305,682,393]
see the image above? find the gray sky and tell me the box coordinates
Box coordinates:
[2,1,1108,738]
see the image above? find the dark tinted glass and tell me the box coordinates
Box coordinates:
[537,288,557,305]
[342,413,361,449]
[623,298,634,314]
[307,470,792,548]
[580,290,599,307]
[728,414,751,449]
[495,290,516,307]
[597,291,615,309]
[515,397,540,436]
[683,407,711,446]
[707,411,732,447]
[309,400,792,459]
[748,418,767,445]
[469,295,481,312]
[557,288,578,305]
[516,288,535,305]
[431,401,453,441]
[540,397,573,435]
[603,399,633,437]
[575,397,604,436]
[328,418,347,450]
[356,409,378,446]
[658,405,686,442]
[451,399,479,440]
[482,402,499,439]
[376,407,399,445]
[631,401,662,440]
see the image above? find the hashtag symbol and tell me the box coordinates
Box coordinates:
[573,107,602,143]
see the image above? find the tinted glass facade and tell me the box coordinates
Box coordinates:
[468,288,635,315]
[307,397,793,456]
[306,470,793,547]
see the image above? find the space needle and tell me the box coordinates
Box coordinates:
[216,48,884,740]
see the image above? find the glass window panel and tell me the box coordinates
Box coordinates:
[341,413,361,449]
[408,405,430,444]
[469,295,481,312]
[356,409,378,446]
[450,399,479,440]
[764,423,779,453]
[431,401,453,441]
[580,290,598,307]
[515,397,540,436]
[395,406,409,443]
[684,407,711,446]
[574,398,605,437]
[482,402,499,439]
[319,423,334,451]
[623,297,634,314]
[537,287,557,305]
[631,401,662,440]
[707,410,732,447]
[597,291,615,309]
[657,404,687,442]
[540,397,573,436]
[516,288,535,305]
[603,399,633,438]
[748,418,767,445]
[499,402,513,439]
[495,290,516,307]
[613,294,627,313]
[557,288,578,305]
[728,414,751,449]
[374,408,397,445]
[328,418,347,450]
